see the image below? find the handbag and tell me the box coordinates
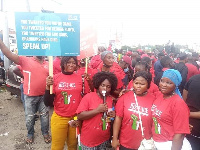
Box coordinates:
[138,138,156,150]
[133,92,156,150]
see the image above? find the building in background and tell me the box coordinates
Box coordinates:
[0,28,17,58]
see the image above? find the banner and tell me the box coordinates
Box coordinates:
[78,25,97,60]
[15,12,80,56]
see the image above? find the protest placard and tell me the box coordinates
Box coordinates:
[15,12,80,56]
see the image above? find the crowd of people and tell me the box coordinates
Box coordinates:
[0,38,200,150]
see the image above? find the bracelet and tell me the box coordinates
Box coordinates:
[74,116,78,120]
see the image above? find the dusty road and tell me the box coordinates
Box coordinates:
[0,90,52,150]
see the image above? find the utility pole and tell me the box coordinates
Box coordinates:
[26,0,31,12]
[2,0,11,70]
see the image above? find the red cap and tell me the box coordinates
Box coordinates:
[122,56,133,70]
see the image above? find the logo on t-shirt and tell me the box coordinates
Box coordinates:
[151,105,162,134]
[128,103,149,116]
[61,91,73,104]
[153,117,161,134]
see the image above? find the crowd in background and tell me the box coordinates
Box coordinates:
[1,37,200,150]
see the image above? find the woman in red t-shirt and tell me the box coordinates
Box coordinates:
[87,51,125,98]
[151,69,191,150]
[127,61,159,97]
[76,72,118,149]
[112,71,155,150]
[45,56,87,150]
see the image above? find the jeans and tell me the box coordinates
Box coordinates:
[119,145,137,150]
[20,84,25,108]
[24,94,49,138]
[81,140,110,150]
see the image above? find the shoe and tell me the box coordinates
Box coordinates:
[26,136,34,144]
[43,134,51,144]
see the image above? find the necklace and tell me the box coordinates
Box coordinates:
[132,90,147,96]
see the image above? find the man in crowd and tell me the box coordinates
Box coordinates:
[174,53,188,94]
[185,56,199,81]
[183,74,200,150]
[191,52,200,70]
[154,52,165,77]
[0,39,50,144]
[154,56,175,86]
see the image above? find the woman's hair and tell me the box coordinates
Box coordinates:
[132,71,152,89]
[135,61,150,72]
[60,56,78,72]
[93,72,118,94]
[101,51,113,61]
[141,57,151,65]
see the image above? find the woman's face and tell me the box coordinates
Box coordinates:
[103,53,114,67]
[64,58,77,72]
[98,79,112,96]
[159,77,175,95]
[133,76,148,95]
[119,61,128,70]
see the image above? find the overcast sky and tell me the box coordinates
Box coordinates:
[1,0,200,46]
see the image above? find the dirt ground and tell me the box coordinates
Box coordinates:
[0,90,53,150]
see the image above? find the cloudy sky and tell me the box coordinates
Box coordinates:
[0,0,200,46]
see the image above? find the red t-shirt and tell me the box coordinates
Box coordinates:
[127,81,159,97]
[18,56,49,96]
[148,82,159,96]
[76,92,113,147]
[185,63,199,81]
[151,55,157,64]
[150,67,155,80]
[91,62,125,89]
[151,94,190,142]
[89,55,102,69]
[116,91,154,149]
[53,57,61,75]
[53,73,83,117]
[76,67,92,76]
[16,65,24,84]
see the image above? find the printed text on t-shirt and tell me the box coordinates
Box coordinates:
[128,103,149,116]
[151,104,162,118]
[58,82,76,90]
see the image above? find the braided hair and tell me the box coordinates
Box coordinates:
[135,61,150,73]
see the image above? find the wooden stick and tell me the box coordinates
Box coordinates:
[85,57,88,74]
[48,56,53,94]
